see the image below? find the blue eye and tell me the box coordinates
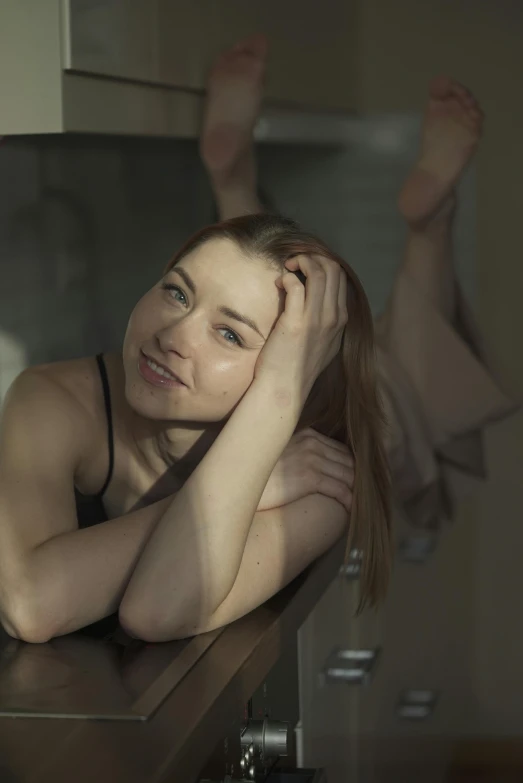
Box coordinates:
[161,282,243,347]
[162,283,187,305]
[219,328,242,346]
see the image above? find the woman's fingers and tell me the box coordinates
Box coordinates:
[308,253,342,323]
[263,252,348,393]
[275,271,306,323]
[314,455,354,486]
[285,254,327,316]
[314,474,353,515]
[286,254,346,336]
[299,428,354,465]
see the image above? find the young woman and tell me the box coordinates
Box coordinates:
[0,213,390,644]
[1,37,517,646]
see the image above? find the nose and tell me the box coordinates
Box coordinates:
[155,311,202,359]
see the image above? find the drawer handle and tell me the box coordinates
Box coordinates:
[321,647,381,686]
[398,534,437,563]
[396,689,439,720]
[339,548,363,579]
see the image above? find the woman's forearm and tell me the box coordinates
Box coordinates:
[15,499,170,641]
[120,378,301,635]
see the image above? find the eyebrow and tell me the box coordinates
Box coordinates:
[171,267,266,340]
[173,267,196,295]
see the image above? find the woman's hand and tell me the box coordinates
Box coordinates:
[257,428,354,514]
[254,254,348,407]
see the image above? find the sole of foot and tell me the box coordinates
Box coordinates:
[200,33,267,187]
[397,75,484,226]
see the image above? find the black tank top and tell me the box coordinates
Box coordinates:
[74,354,114,529]
[74,354,118,639]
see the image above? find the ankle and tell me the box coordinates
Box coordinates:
[213,184,262,221]
[403,192,457,234]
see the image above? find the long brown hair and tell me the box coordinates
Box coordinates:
[165,214,392,610]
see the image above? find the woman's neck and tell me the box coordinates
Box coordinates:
[126,407,220,484]
[107,352,221,485]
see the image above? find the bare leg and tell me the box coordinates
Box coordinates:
[201,35,267,220]
[396,77,484,321]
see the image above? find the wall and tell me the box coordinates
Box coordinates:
[0,134,213,399]
[357,0,523,735]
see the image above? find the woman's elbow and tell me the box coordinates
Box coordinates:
[1,596,56,644]
[118,599,187,643]
[1,569,66,643]
[119,585,208,642]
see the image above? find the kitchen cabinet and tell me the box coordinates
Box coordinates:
[298,550,377,782]
[334,510,481,782]
[0,0,356,138]
[298,507,482,782]
[358,512,480,781]
[67,0,356,109]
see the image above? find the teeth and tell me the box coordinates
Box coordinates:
[146,358,176,381]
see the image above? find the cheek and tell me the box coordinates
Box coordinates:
[204,353,258,398]
[125,296,157,347]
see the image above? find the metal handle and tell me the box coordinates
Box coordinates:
[339,548,363,580]
[398,533,437,563]
[321,647,381,686]
[396,689,438,720]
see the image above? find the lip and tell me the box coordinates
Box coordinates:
[138,351,187,389]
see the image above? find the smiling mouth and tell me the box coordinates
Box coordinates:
[139,351,186,388]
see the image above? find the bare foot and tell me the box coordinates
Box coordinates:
[398,76,484,225]
[200,34,267,193]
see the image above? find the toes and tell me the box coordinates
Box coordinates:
[214,33,267,77]
[444,96,481,136]
[451,80,485,116]
[469,106,484,123]
[429,75,454,99]
[452,81,474,103]
[430,75,485,126]
[232,33,268,59]
[459,90,484,128]
[210,46,265,81]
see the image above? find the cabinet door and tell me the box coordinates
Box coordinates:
[352,512,480,782]
[298,573,365,781]
[65,0,159,83]
[65,0,356,110]
[158,0,357,109]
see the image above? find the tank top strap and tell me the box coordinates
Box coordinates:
[94,354,115,498]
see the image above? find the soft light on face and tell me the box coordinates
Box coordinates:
[123,238,283,423]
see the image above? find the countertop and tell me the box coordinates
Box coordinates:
[0,539,344,783]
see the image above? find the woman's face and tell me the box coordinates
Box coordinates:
[123,238,283,423]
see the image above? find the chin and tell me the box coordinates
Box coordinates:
[126,387,238,426]
[125,386,175,421]
[123,370,181,420]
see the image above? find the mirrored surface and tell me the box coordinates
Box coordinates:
[0,624,221,720]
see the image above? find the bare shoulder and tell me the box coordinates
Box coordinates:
[4,358,97,423]
[0,358,106,474]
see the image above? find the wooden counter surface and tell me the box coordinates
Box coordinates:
[0,539,344,783]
